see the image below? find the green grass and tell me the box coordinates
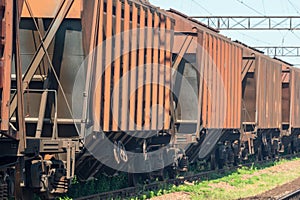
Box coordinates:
[59,158,300,200]
[60,172,128,199]
[168,158,300,200]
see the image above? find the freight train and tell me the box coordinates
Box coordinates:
[1,0,300,199]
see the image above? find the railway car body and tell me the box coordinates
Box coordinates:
[240,44,283,159]
[239,43,300,160]
[289,68,300,132]
[2,0,300,199]
[74,0,176,180]
[280,65,300,153]
[1,0,178,198]
[167,9,242,167]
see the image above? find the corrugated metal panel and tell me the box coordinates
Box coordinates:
[164,17,172,129]
[169,10,242,130]
[290,67,300,128]
[151,12,159,130]
[241,45,284,129]
[158,14,166,129]
[103,0,113,131]
[255,56,282,129]
[1,0,13,131]
[144,9,153,130]
[82,0,173,132]
[201,33,242,129]
[0,0,4,129]
[136,7,146,130]
[120,0,130,131]
[112,0,122,131]
[282,66,290,124]
[128,3,138,130]
[241,47,257,124]
[0,64,2,89]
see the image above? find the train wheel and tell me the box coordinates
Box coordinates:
[257,146,263,161]
[128,173,139,186]
[166,166,177,179]
[287,143,292,154]
[234,156,240,166]
[218,159,225,169]
[210,153,216,170]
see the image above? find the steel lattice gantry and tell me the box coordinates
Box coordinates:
[254,47,300,57]
[190,16,300,30]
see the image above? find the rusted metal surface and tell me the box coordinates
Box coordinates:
[10,0,75,118]
[158,14,166,129]
[17,0,84,140]
[151,12,159,130]
[103,0,113,131]
[144,9,153,129]
[120,0,130,131]
[241,47,256,124]
[164,18,172,129]
[112,0,122,131]
[241,44,282,129]
[136,7,146,130]
[203,35,242,129]
[15,0,26,151]
[169,10,242,130]
[282,66,290,125]
[81,0,173,132]
[0,0,5,128]
[81,0,104,133]
[255,56,282,129]
[128,3,138,130]
[1,0,13,131]
[35,91,48,138]
[21,0,82,18]
[290,67,300,128]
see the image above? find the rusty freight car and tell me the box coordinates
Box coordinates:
[289,67,300,132]
[280,64,300,153]
[1,0,178,198]
[239,42,283,159]
[74,0,176,180]
[167,9,242,168]
[79,0,173,134]
[3,0,300,199]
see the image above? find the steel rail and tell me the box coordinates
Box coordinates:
[74,153,300,200]
[278,189,300,200]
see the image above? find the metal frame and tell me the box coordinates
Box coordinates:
[1,0,13,132]
[254,47,300,57]
[190,16,300,30]
[9,0,75,118]
[81,0,100,138]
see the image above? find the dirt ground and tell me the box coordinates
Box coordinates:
[241,176,300,200]
[150,192,191,200]
[150,159,300,200]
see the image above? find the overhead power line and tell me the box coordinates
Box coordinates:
[191,0,213,15]
[236,0,264,16]
[287,0,300,15]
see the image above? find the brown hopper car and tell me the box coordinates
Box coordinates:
[1,1,300,199]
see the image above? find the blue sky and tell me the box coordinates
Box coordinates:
[149,0,300,66]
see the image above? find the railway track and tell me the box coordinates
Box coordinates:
[278,189,300,200]
[74,154,300,200]
[74,169,220,200]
